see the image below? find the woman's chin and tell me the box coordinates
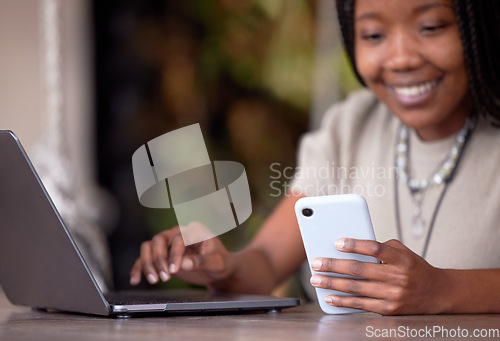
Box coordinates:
[393,112,436,130]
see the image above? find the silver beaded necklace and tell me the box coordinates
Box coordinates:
[394,117,476,257]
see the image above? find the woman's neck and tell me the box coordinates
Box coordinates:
[415,100,474,141]
[415,115,469,141]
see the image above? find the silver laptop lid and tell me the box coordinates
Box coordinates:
[0,130,110,315]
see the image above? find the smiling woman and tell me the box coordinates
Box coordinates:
[353,0,472,141]
[130,0,500,316]
[337,0,500,138]
[287,0,500,314]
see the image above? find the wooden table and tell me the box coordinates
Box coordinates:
[1,292,499,341]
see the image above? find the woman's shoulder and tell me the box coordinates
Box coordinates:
[318,88,396,142]
[323,88,378,117]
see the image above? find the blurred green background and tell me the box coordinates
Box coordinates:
[93,0,358,293]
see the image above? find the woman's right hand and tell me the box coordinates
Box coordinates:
[129,225,236,287]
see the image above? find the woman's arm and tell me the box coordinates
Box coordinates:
[441,268,500,314]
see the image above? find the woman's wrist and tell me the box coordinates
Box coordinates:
[431,268,459,314]
[432,268,500,314]
[207,248,277,294]
[206,251,240,292]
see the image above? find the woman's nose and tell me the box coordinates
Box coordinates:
[383,32,424,71]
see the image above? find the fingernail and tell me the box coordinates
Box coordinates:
[147,273,158,284]
[336,238,345,250]
[129,276,139,286]
[159,271,170,282]
[310,276,321,286]
[181,258,194,271]
[325,296,334,304]
[169,263,177,274]
[311,259,322,270]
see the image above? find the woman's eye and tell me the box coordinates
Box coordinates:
[361,33,385,43]
[421,24,447,34]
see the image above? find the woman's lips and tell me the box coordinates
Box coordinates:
[388,79,441,106]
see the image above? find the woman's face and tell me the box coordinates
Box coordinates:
[354,0,473,141]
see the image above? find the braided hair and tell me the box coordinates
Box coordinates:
[335,0,500,125]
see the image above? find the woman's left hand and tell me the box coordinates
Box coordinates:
[309,238,451,315]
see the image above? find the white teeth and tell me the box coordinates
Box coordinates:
[394,80,438,97]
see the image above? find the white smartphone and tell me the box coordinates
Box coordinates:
[294,194,379,314]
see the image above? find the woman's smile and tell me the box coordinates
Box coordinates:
[388,78,441,106]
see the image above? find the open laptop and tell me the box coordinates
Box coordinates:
[0,130,299,317]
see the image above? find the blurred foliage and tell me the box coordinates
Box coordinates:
[95,0,359,290]
[186,0,316,111]
[130,0,318,244]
